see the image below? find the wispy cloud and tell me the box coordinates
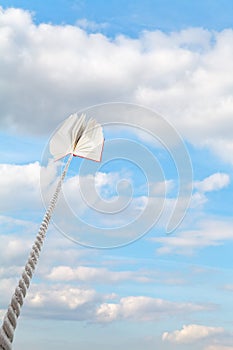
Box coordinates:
[152,219,233,255]
[46,265,153,284]
[222,285,233,292]
[76,18,108,32]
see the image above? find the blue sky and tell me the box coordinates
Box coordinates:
[0,1,233,350]
[2,0,233,34]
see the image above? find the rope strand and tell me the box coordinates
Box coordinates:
[0,154,73,350]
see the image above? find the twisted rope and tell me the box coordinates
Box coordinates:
[0,154,73,350]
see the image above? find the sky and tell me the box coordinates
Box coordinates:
[0,1,233,349]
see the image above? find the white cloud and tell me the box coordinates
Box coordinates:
[0,162,42,211]
[95,296,212,323]
[46,265,152,283]
[1,8,233,163]
[162,324,224,344]
[0,277,19,306]
[195,173,230,193]
[0,266,23,278]
[0,158,61,213]
[0,161,229,253]
[190,191,208,208]
[62,171,128,214]
[0,214,93,279]
[76,18,108,32]
[0,216,38,264]
[0,160,155,251]
[207,139,233,165]
[27,285,98,310]
[32,288,206,323]
[22,283,111,321]
[0,160,64,215]
[152,219,233,255]
[1,273,210,323]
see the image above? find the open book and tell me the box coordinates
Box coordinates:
[49,113,104,162]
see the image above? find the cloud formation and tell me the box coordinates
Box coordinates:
[46,265,152,284]
[153,219,233,255]
[162,324,224,344]
[0,162,41,211]
[195,173,230,193]
[1,8,233,163]
[95,296,212,323]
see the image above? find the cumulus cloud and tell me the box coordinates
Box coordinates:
[162,324,224,344]
[0,159,155,247]
[1,8,233,163]
[189,172,230,211]
[23,284,106,321]
[27,284,99,310]
[95,296,212,323]
[1,267,210,323]
[0,216,38,264]
[152,219,233,255]
[0,159,139,228]
[61,171,131,216]
[0,214,92,278]
[0,154,196,249]
[0,162,42,211]
[195,173,230,193]
[0,162,229,254]
[0,159,60,214]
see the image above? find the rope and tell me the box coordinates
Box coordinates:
[0,154,73,350]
